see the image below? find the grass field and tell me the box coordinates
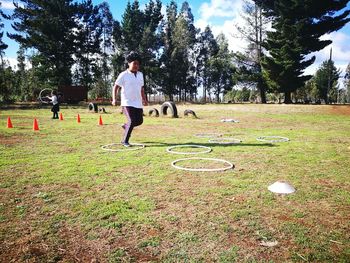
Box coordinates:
[1,104,350,262]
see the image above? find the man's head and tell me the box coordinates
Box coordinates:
[126,51,141,72]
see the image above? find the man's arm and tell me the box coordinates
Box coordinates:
[112,83,120,106]
[141,87,148,106]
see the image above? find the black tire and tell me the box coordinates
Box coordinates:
[99,107,107,113]
[88,102,98,113]
[148,108,159,117]
[161,101,178,118]
[184,109,198,118]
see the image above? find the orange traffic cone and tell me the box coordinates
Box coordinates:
[33,118,39,131]
[98,115,103,126]
[77,114,81,123]
[7,117,13,128]
[59,113,64,120]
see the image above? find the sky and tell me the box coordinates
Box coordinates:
[1,0,350,81]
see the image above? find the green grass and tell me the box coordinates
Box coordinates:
[0,104,350,262]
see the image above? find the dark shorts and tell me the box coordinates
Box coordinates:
[51,104,60,112]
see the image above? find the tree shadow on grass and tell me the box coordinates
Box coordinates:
[141,141,277,148]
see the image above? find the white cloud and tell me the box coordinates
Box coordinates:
[3,57,17,69]
[305,30,350,76]
[198,0,241,21]
[196,0,350,79]
[195,0,247,52]
[0,0,16,10]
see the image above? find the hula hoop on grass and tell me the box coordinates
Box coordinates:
[194,133,222,138]
[208,137,241,144]
[166,145,212,155]
[171,157,234,172]
[221,119,239,123]
[256,136,289,143]
[38,88,53,104]
[101,143,145,152]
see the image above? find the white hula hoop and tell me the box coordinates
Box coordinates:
[101,143,145,152]
[166,144,212,155]
[38,88,53,104]
[256,136,289,143]
[221,119,239,123]
[171,157,234,172]
[194,133,222,138]
[208,137,241,144]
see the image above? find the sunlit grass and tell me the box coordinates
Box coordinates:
[0,104,349,261]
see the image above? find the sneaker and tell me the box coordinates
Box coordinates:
[121,142,131,147]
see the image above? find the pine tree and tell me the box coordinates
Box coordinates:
[15,46,29,100]
[208,34,236,102]
[9,0,79,87]
[94,2,114,98]
[0,3,8,59]
[344,63,350,103]
[196,26,218,102]
[73,0,102,91]
[256,0,350,103]
[235,0,270,103]
[313,59,340,104]
[121,0,144,52]
[140,0,163,97]
[159,0,178,100]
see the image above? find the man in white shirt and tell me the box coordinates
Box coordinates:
[112,51,148,147]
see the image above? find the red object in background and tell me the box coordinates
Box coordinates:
[33,119,39,131]
[7,117,13,128]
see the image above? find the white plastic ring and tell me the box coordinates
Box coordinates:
[38,88,53,104]
[256,136,289,143]
[171,157,234,172]
[101,143,145,152]
[194,133,222,138]
[208,137,241,144]
[166,144,212,155]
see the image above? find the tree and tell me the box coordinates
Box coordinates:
[93,1,115,99]
[344,63,350,103]
[171,2,197,101]
[139,0,163,97]
[120,0,144,52]
[256,0,350,103]
[313,59,340,104]
[73,0,102,92]
[208,34,236,102]
[9,0,79,87]
[235,0,270,103]
[115,0,163,98]
[0,2,10,103]
[0,2,8,59]
[15,46,29,101]
[159,0,178,100]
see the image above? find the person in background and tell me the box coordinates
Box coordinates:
[47,90,60,119]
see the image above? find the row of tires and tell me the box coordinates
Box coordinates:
[149,101,197,118]
[88,101,197,118]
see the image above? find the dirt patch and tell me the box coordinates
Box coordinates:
[0,134,24,145]
[328,105,350,116]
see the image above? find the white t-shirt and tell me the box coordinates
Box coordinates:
[115,70,144,108]
[50,95,58,105]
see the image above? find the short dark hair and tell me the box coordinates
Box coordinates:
[126,51,141,64]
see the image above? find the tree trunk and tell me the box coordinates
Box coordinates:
[257,79,266,103]
[284,92,292,104]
